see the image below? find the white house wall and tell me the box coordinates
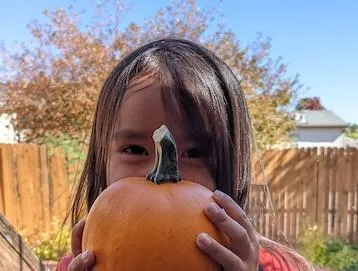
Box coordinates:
[294,127,347,148]
[0,114,16,143]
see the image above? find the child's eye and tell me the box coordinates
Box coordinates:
[182,148,201,159]
[121,145,148,155]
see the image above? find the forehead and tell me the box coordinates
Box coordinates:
[115,76,186,139]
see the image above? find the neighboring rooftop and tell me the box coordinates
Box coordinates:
[294,110,348,128]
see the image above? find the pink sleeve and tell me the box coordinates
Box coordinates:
[55,255,73,271]
[259,248,295,271]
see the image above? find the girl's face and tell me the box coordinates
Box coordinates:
[107,75,215,191]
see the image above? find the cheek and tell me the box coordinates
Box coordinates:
[178,160,215,191]
[106,151,215,191]
[106,155,154,186]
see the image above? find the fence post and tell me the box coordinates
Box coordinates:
[0,147,5,214]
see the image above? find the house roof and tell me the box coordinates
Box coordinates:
[295,110,348,128]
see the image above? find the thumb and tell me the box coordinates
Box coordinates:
[71,219,86,257]
[67,250,95,271]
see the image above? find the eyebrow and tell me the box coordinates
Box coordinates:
[113,129,150,142]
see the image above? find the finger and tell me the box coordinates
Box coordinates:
[67,250,95,271]
[71,219,86,257]
[196,233,244,271]
[213,190,257,243]
[205,202,251,256]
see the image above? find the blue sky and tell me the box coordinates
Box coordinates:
[1,0,357,124]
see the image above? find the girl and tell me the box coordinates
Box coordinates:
[56,38,313,271]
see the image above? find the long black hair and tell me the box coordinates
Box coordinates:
[69,38,313,270]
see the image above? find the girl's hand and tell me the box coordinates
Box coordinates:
[68,220,96,271]
[196,190,260,270]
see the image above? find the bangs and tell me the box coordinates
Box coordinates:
[157,55,229,168]
[120,40,231,152]
[157,48,234,182]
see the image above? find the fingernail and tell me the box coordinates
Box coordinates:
[207,203,220,216]
[81,250,89,264]
[198,233,212,247]
[213,190,225,199]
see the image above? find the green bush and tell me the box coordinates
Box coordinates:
[44,134,87,166]
[44,133,87,183]
[298,225,358,271]
[22,218,71,261]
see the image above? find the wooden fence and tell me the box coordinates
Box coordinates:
[0,144,357,245]
[0,144,75,236]
[0,213,44,270]
[251,147,358,245]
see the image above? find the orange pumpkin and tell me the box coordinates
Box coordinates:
[82,125,229,270]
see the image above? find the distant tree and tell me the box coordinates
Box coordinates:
[345,124,358,139]
[296,97,325,110]
[0,0,302,149]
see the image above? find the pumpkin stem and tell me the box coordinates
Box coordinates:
[146,134,159,181]
[146,125,181,184]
